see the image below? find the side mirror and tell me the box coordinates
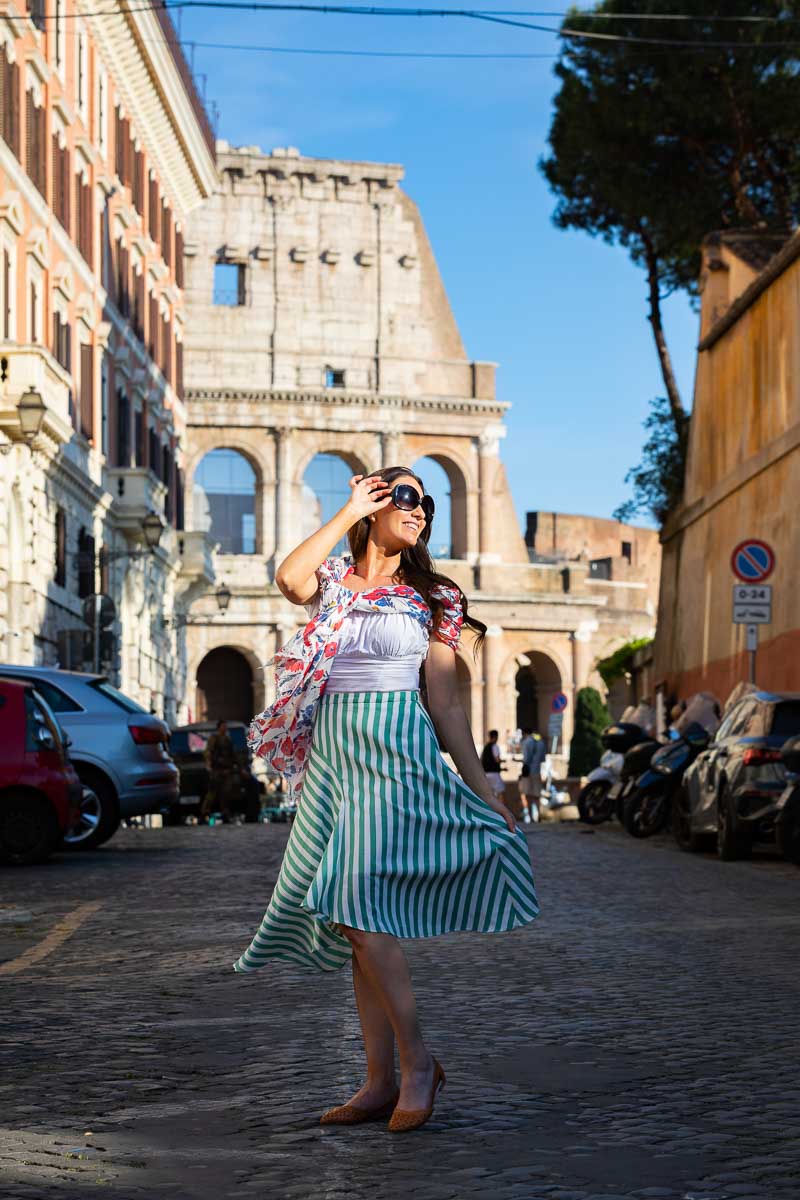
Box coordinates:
[35,725,56,751]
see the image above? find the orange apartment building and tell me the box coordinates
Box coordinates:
[0,0,217,719]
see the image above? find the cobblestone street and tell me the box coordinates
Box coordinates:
[1,820,798,1200]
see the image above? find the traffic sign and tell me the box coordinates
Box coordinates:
[551,692,568,714]
[82,593,116,630]
[547,712,564,737]
[732,584,772,624]
[746,624,758,653]
[731,539,775,583]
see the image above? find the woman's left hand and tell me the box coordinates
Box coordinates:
[480,791,518,833]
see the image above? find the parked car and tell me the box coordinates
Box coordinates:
[0,677,83,864]
[164,722,263,825]
[675,690,800,860]
[775,735,800,867]
[0,666,177,849]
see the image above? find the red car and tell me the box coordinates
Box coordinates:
[0,677,82,864]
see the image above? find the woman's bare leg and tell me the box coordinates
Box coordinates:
[342,927,434,1111]
[339,954,397,1109]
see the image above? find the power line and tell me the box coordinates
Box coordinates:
[21,1,800,48]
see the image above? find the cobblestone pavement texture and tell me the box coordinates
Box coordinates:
[1,820,798,1200]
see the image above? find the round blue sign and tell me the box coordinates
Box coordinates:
[731,539,775,583]
[551,692,568,714]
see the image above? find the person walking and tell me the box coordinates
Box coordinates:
[518,727,546,824]
[480,729,506,802]
[234,466,539,1132]
[201,720,236,823]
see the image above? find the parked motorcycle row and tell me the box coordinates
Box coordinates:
[0,664,288,867]
[578,688,800,866]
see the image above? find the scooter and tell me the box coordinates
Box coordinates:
[776,734,800,866]
[623,723,711,839]
[577,749,624,824]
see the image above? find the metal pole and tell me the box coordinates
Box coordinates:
[749,648,756,685]
[93,593,101,674]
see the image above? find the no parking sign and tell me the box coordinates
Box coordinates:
[731,539,775,583]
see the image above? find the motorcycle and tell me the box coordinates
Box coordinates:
[776,734,800,866]
[578,718,654,825]
[623,722,711,838]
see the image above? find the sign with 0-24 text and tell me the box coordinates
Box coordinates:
[732,584,772,625]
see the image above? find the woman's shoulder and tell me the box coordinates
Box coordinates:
[317,555,353,584]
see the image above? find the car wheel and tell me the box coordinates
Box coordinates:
[0,791,61,865]
[776,801,800,867]
[717,786,751,862]
[66,769,120,850]
[671,784,711,852]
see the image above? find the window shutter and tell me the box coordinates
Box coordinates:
[161,205,171,267]
[148,176,159,243]
[116,390,130,466]
[175,228,184,288]
[80,342,94,440]
[148,294,159,361]
[176,340,184,400]
[3,248,11,339]
[55,509,67,588]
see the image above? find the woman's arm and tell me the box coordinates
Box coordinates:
[275,474,390,604]
[425,640,516,832]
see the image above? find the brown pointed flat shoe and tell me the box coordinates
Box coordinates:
[320,1090,400,1126]
[388,1058,446,1133]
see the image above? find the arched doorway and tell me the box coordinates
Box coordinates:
[196,647,254,723]
[193,448,258,554]
[302,453,356,554]
[515,651,562,738]
[412,454,467,560]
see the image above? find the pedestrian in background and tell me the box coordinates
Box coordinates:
[480,729,506,801]
[200,720,235,824]
[518,727,546,824]
[234,466,539,1133]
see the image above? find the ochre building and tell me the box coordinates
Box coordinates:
[0,1,216,718]
[182,143,659,753]
[656,230,800,699]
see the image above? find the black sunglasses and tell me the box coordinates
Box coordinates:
[390,483,435,523]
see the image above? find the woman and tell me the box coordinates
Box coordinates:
[234,466,539,1132]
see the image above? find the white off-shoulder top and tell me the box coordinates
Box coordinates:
[304,596,427,693]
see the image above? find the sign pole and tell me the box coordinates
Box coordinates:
[747,623,758,684]
[93,593,102,674]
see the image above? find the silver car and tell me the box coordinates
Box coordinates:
[0,665,178,849]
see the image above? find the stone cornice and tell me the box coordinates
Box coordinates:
[88,5,216,218]
[185,387,509,418]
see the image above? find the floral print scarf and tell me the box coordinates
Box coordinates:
[248,556,463,804]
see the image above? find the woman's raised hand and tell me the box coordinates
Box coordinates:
[345,474,392,522]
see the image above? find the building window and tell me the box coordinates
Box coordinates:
[101,354,109,458]
[148,174,159,243]
[325,367,346,389]
[29,0,46,30]
[0,46,21,160]
[194,448,257,554]
[161,205,172,267]
[621,540,632,563]
[29,272,42,343]
[114,236,129,316]
[54,508,67,587]
[51,131,70,231]
[175,228,184,289]
[77,527,95,598]
[115,389,130,465]
[148,426,159,472]
[1,243,15,340]
[76,26,88,119]
[52,309,71,373]
[213,261,244,306]
[133,148,145,216]
[97,69,108,159]
[25,88,46,198]
[80,342,94,440]
[75,172,94,269]
[54,0,65,74]
[134,406,145,466]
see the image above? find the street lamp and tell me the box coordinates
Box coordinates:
[141,511,165,551]
[1,386,46,454]
[162,581,233,629]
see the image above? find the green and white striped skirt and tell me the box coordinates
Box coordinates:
[233,689,539,974]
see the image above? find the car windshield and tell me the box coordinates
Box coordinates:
[88,679,148,714]
[771,702,800,738]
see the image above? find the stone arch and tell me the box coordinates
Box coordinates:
[293,444,371,484]
[508,649,564,743]
[412,450,470,560]
[190,447,262,555]
[195,644,261,723]
[298,450,371,554]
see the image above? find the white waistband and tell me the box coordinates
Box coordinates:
[326,654,421,694]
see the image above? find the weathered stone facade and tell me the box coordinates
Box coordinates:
[182,143,659,753]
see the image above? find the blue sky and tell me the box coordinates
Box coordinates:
[177,1,699,531]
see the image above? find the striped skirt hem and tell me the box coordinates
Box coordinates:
[233,689,539,974]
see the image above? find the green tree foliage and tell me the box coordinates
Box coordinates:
[596,636,654,688]
[541,1,800,467]
[568,687,611,777]
[614,396,690,523]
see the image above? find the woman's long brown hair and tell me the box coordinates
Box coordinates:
[346,465,486,655]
